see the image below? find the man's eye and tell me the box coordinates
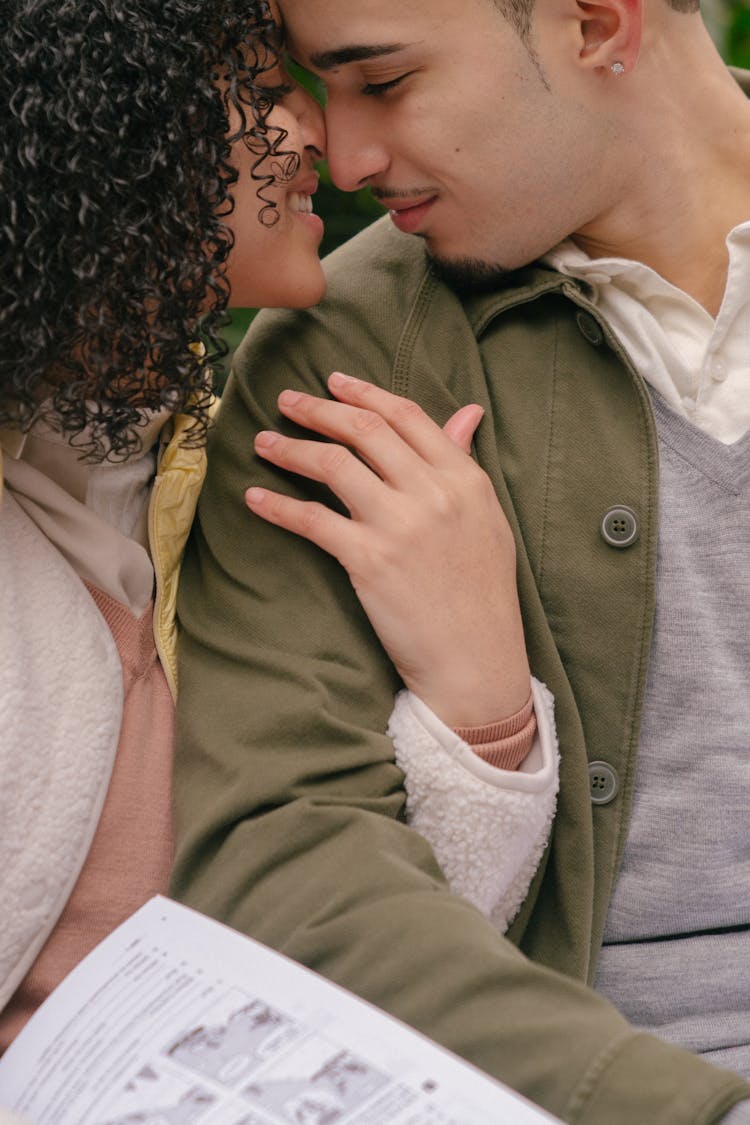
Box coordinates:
[262,83,296,100]
[361,73,411,97]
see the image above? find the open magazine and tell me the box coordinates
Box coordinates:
[0,897,559,1125]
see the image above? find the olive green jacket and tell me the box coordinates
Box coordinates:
[172,217,750,1123]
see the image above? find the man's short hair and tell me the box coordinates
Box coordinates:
[496,0,700,41]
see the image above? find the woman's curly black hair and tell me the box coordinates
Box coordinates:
[0,0,298,459]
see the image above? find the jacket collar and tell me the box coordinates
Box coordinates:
[459,263,592,339]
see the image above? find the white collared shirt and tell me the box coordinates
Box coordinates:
[545,222,750,444]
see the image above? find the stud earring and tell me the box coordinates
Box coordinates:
[611,61,625,76]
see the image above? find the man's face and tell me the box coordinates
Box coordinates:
[282,0,613,282]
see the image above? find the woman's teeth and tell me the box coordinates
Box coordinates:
[288,191,314,213]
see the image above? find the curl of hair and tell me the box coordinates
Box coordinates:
[0,0,295,459]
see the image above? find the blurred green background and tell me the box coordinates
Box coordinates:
[220,0,750,368]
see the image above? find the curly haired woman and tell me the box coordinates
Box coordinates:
[0,0,326,1053]
[0,0,559,1092]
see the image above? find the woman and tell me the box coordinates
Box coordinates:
[0,0,327,1052]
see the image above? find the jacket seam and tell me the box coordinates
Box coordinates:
[537,313,560,598]
[392,268,441,397]
[565,1030,635,1122]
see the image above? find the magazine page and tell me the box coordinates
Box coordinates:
[0,897,558,1125]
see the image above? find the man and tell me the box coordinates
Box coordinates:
[172,0,750,1121]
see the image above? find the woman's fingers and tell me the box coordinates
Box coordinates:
[442,404,484,453]
[254,429,390,521]
[269,378,485,497]
[245,485,359,564]
[324,372,483,469]
[252,381,487,550]
[275,388,427,488]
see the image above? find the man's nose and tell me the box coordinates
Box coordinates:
[323,104,390,193]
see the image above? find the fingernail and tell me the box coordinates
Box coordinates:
[245,487,266,505]
[255,431,279,449]
[279,389,302,406]
[329,372,356,389]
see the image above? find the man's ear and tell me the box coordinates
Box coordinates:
[576,0,642,75]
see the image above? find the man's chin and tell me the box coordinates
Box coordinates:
[426,250,519,294]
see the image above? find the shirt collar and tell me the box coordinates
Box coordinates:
[545,220,750,298]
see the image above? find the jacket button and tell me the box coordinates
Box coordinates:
[575,310,604,346]
[589,761,619,805]
[601,506,639,548]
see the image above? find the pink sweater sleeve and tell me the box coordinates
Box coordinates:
[452,691,536,771]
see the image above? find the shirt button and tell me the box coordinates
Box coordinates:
[710,357,728,382]
[589,761,619,805]
[575,310,604,347]
[601,506,639,548]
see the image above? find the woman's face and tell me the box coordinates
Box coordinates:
[225,79,327,309]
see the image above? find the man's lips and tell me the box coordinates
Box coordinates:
[381,194,438,235]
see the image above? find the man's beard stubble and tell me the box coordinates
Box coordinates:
[426,248,519,294]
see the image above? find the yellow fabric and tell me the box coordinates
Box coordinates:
[149,408,213,698]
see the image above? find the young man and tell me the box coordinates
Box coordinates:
[172,1,750,1121]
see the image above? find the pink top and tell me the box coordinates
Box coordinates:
[454,691,537,771]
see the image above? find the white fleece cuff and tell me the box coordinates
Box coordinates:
[388,677,559,930]
[393,678,557,789]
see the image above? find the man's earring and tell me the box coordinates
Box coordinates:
[611,61,625,76]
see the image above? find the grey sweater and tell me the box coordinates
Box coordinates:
[594,391,750,1087]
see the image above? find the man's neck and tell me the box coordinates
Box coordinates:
[571,225,737,319]
[571,53,750,316]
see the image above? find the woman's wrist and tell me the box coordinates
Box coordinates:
[453,689,536,771]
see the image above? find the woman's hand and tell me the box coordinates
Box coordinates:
[245,372,530,728]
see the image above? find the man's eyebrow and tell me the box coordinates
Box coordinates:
[308,44,406,71]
